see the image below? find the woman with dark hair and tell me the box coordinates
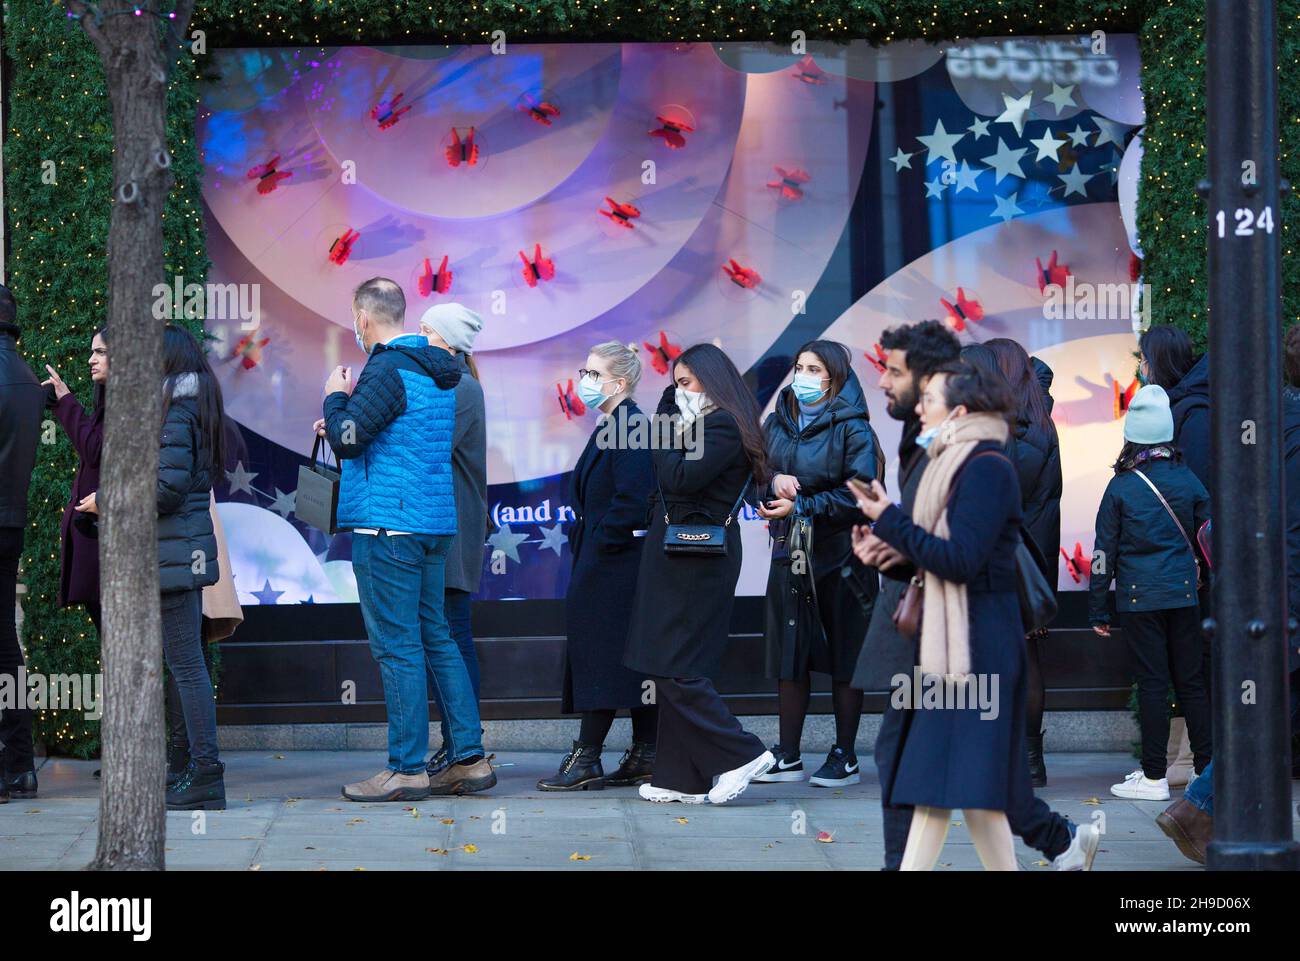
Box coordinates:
[1140,324,1211,494]
[986,337,1062,787]
[753,340,883,787]
[849,361,1034,869]
[1089,384,1211,802]
[76,324,227,809]
[623,343,775,803]
[1138,325,1196,392]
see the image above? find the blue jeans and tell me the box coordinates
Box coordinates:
[353,532,483,773]
[1185,759,1214,816]
[431,588,481,749]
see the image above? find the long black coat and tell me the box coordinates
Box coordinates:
[158,381,219,595]
[1007,413,1061,584]
[762,372,883,680]
[623,402,753,680]
[564,399,655,712]
[870,442,1031,811]
[1168,354,1211,496]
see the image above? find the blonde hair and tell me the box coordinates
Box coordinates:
[589,340,642,396]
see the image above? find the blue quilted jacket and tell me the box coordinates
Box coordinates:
[323,334,462,534]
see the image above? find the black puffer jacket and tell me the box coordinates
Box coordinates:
[1007,418,1062,583]
[158,374,219,594]
[1167,353,1211,495]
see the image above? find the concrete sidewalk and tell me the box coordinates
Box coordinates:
[0,751,1277,871]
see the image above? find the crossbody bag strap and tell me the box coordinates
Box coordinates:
[658,477,751,526]
[1133,467,1199,559]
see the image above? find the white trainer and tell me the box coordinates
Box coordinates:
[638,783,707,804]
[1110,769,1170,800]
[1053,822,1101,871]
[708,750,776,805]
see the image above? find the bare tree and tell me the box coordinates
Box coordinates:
[65,0,196,871]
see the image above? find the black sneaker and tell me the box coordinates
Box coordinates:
[810,746,860,787]
[751,745,804,783]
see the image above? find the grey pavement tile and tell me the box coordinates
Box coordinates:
[450,815,626,841]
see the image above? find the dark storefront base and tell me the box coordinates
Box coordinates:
[215,593,1130,724]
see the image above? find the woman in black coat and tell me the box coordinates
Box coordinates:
[850,361,1030,870]
[988,338,1062,787]
[623,344,775,804]
[79,326,225,810]
[754,340,882,788]
[539,341,657,790]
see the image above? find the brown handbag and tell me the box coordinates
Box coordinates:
[892,574,925,640]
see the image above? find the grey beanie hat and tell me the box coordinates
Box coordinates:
[1123,384,1175,445]
[419,302,483,354]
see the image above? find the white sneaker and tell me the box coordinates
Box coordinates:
[707,750,775,805]
[638,783,707,804]
[1053,822,1100,871]
[1110,769,1170,800]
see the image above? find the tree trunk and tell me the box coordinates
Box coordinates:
[68,0,194,872]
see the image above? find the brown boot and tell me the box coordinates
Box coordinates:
[1156,797,1212,864]
[428,756,497,796]
[342,769,430,802]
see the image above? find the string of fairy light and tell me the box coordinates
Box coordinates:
[6,0,1295,753]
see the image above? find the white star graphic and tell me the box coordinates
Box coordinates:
[226,461,258,497]
[916,119,965,165]
[953,159,984,194]
[269,487,297,519]
[995,91,1033,137]
[1044,83,1077,115]
[1056,163,1095,198]
[1067,124,1092,147]
[967,117,991,140]
[990,191,1024,222]
[537,523,569,557]
[980,137,1029,184]
[1091,115,1130,150]
[488,523,529,563]
[1029,128,1067,163]
[924,176,947,198]
[890,148,915,172]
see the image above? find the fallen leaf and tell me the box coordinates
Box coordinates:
[462,843,478,854]
[408,809,421,819]
[304,846,316,851]
[426,847,449,855]
[1034,859,1049,867]
[469,815,481,820]
[674,817,689,825]
[273,754,286,760]
[440,818,455,825]
[569,852,592,861]
[348,817,367,824]
[25,809,39,814]
[354,867,367,871]
[1082,797,1103,806]
[816,831,834,843]
[950,821,963,827]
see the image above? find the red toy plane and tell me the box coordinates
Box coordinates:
[600,197,641,229]
[1060,542,1090,584]
[370,92,411,131]
[232,330,271,370]
[721,258,761,290]
[792,55,828,85]
[1113,377,1140,419]
[246,155,293,194]
[939,287,984,332]
[649,115,694,150]
[556,379,586,419]
[446,127,479,167]
[520,94,560,126]
[1035,250,1071,294]
[766,166,811,201]
[643,331,682,376]
[864,343,888,376]
[417,255,453,297]
[519,243,556,287]
[328,228,360,266]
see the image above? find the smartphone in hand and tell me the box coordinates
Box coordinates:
[846,476,879,502]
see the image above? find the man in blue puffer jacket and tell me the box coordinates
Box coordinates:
[320,277,496,801]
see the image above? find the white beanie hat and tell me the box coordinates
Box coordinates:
[1123,384,1175,445]
[419,302,483,355]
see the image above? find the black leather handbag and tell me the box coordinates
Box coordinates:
[1014,529,1058,633]
[660,480,749,556]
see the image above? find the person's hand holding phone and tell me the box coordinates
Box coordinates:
[757,497,794,519]
[846,477,889,522]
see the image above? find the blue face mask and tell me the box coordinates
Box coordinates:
[578,376,615,411]
[915,425,940,450]
[791,372,829,405]
[353,319,371,356]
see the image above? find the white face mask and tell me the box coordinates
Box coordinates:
[353,314,370,356]
[675,387,710,424]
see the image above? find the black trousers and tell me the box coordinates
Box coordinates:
[651,676,764,795]
[0,528,34,772]
[1124,606,1214,780]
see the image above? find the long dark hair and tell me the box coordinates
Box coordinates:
[786,339,851,416]
[986,337,1055,437]
[1113,440,1182,473]
[674,343,769,487]
[1138,325,1196,391]
[161,324,226,477]
[91,325,109,413]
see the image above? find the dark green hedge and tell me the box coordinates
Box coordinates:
[2,0,1288,755]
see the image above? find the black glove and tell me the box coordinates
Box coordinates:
[657,383,678,415]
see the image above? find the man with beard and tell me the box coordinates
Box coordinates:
[850,320,1099,870]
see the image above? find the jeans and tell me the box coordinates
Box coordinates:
[161,588,220,766]
[431,588,480,749]
[353,531,482,773]
[0,528,34,772]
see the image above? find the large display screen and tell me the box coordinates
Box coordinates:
[198,37,1146,604]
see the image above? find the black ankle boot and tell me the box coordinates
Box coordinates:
[167,730,191,788]
[1027,733,1047,788]
[537,741,605,791]
[166,760,226,810]
[604,741,656,786]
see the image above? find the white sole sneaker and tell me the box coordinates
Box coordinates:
[708,750,776,805]
[752,768,805,783]
[638,783,707,804]
[1053,822,1101,871]
[810,772,861,788]
[1110,771,1170,801]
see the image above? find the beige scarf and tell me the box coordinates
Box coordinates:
[909,412,1009,678]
